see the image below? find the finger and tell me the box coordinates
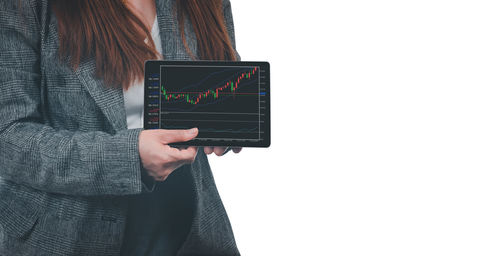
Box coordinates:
[232,147,243,153]
[164,145,198,162]
[177,146,198,162]
[204,147,214,155]
[186,146,199,160]
[159,174,169,182]
[159,128,198,144]
[159,161,188,181]
[153,171,170,182]
[213,147,227,156]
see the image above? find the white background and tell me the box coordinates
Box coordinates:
[208,0,500,255]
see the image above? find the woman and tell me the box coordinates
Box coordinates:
[0,0,242,255]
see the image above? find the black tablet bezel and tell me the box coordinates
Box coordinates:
[144,60,270,148]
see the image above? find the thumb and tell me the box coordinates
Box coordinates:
[160,127,198,144]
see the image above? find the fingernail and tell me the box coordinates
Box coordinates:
[189,128,198,134]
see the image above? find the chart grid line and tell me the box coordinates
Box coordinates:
[144,61,269,147]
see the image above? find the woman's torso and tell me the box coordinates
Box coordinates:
[120,15,195,256]
[0,0,239,255]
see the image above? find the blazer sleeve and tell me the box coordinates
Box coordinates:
[0,0,154,196]
[223,0,241,61]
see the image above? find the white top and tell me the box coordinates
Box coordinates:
[123,16,162,129]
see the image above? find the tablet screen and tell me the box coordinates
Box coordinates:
[144,61,270,147]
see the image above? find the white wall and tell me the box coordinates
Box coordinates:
[209,1,500,255]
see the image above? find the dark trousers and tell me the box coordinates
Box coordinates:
[120,166,195,256]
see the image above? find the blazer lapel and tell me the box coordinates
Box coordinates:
[74,57,128,132]
[73,0,189,133]
[46,2,128,132]
[156,0,194,60]
[156,0,177,60]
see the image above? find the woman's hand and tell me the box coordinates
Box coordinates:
[138,128,199,181]
[204,146,243,156]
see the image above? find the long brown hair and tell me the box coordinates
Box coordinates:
[50,0,237,89]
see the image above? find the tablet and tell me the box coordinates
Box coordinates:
[144,61,270,147]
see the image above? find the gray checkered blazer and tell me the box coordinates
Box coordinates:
[0,0,240,255]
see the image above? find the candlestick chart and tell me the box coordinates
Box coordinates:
[144,63,269,145]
